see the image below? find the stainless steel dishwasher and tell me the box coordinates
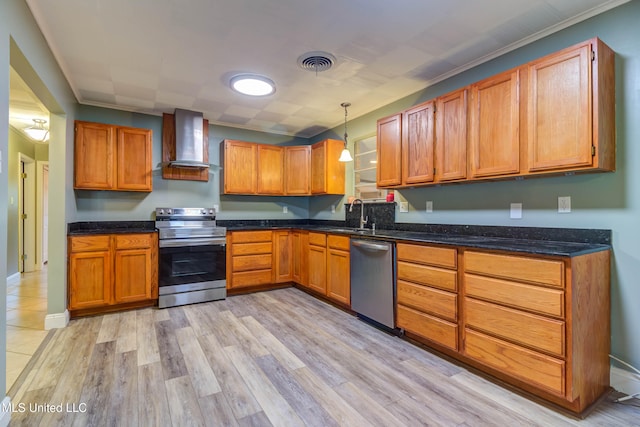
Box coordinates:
[350,238,396,329]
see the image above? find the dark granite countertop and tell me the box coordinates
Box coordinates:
[225,223,610,257]
[68,221,156,236]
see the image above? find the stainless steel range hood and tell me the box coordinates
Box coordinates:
[169,108,209,169]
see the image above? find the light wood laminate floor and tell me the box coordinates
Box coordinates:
[8,288,640,426]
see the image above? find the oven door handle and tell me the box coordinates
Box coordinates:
[159,237,226,248]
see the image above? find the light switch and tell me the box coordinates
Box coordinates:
[426,201,433,213]
[558,196,571,213]
[331,205,336,214]
[510,203,522,219]
[282,206,288,214]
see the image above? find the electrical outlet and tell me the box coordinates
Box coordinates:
[558,196,571,213]
[510,203,522,219]
[282,206,288,214]
[331,205,336,214]
[213,204,219,212]
[426,201,433,213]
[399,202,409,213]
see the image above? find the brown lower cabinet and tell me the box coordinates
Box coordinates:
[68,232,158,317]
[227,230,274,290]
[396,241,610,415]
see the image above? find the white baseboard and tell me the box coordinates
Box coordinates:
[5,272,20,284]
[44,310,69,330]
[0,397,11,427]
[611,366,640,396]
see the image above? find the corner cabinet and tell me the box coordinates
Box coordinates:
[311,139,345,195]
[74,121,153,191]
[68,232,158,317]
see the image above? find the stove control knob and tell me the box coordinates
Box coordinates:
[158,209,164,215]
[201,209,207,215]
[208,209,214,214]
[166,209,172,215]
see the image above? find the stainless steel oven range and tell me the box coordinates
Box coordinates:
[155,207,226,308]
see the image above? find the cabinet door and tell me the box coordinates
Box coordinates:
[114,247,153,303]
[273,231,292,283]
[327,248,350,305]
[528,43,591,172]
[311,140,345,195]
[285,146,311,195]
[377,113,402,187]
[117,127,153,191]
[257,145,284,194]
[307,245,327,294]
[469,69,521,178]
[224,140,257,194]
[69,250,112,309]
[436,88,468,182]
[402,101,435,184]
[74,121,115,190]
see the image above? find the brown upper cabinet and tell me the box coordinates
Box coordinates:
[527,38,615,173]
[285,146,311,195]
[257,144,284,194]
[311,139,346,195]
[469,68,521,178]
[74,121,153,192]
[222,139,343,196]
[436,88,468,182]
[376,37,615,189]
[402,101,435,185]
[376,113,402,187]
[222,140,258,194]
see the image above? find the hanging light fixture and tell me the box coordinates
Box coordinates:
[24,118,49,142]
[338,102,353,162]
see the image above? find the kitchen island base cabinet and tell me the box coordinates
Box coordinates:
[68,233,157,317]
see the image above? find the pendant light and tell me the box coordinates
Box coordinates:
[338,102,353,162]
[24,118,50,142]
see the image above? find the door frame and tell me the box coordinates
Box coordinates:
[36,160,49,270]
[18,152,37,273]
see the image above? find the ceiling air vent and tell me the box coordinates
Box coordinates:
[297,51,336,74]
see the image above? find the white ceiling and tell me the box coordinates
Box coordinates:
[17,0,627,138]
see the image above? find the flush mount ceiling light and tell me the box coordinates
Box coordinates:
[24,118,50,142]
[230,74,276,96]
[338,102,353,162]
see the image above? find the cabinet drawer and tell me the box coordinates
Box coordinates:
[465,298,564,357]
[308,232,327,247]
[397,261,457,291]
[232,254,272,272]
[397,243,456,268]
[231,270,273,287]
[465,251,564,288]
[232,242,272,256]
[465,273,564,318]
[397,280,457,322]
[70,235,111,252]
[397,305,458,350]
[231,231,273,243]
[327,234,350,251]
[115,233,154,249]
[464,329,565,396]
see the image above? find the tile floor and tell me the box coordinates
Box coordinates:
[5,267,49,391]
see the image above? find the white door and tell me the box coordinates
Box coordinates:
[18,153,36,273]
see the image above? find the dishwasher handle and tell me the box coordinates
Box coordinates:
[351,240,390,252]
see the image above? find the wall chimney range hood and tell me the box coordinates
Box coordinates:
[168,108,209,169]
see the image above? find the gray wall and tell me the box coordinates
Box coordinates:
[76,105,311,221]
[312,2,640,371]
[1,0,78,399]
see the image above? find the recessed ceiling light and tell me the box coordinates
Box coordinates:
[230,74,276,96]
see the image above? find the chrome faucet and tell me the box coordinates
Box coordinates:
[349,198,368,229]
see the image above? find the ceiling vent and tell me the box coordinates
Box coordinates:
[297,51,336,73]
